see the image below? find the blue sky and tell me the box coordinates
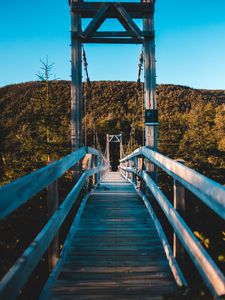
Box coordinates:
[0,0,225,89]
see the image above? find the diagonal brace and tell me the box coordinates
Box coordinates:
[115,3,142,38]
[82,3,110,39]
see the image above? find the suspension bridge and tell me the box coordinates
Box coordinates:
[0,0,225,299]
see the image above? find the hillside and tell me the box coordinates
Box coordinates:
[0,80,225,299]
[0,80,225,184]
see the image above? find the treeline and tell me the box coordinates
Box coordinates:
[0,80,224,184]
[0,80,224,299]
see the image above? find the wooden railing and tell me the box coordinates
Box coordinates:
[120,146,225,299]
[0,146,109,300]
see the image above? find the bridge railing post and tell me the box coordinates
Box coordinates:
[133,157,138,185]
[125,161,128,179]
[173,159,185,265]
[47,179,59,271]
[128,160,132,181]
[95,154,101,186]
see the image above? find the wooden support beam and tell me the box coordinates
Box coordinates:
[114,3,142,38]
[82,3,109,39]
[106,134,110,162]
[71,0,83,154]
[119,133,123,161]
[143,0,157,181]
[71,30,154,40]
[83,37,143,44]
[93,31,138,37]
[71,2,154,19]
[47,179,59,271]
[173,159,186,264]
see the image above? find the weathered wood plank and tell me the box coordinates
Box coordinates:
[46,172,177,299]
[83,37,143,44]
[82,3,110,39]
[115,3,142,38]
[71,2,154,19]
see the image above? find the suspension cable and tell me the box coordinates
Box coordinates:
[137,47,143,84]
[82,46,101,151]
[137,47,144,147]
[82,47,91,91]
[129,46,144,152]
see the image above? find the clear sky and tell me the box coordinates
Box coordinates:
[0,0,225,89]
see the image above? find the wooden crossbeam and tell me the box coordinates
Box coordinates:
[115,3,142,38]
[116,15,137,38]
[71,2,154,19]
[77,2,154,43]
[71,30,154,41]
[92,31,137,37]
[83,37,143,44]
[82,3,110,39]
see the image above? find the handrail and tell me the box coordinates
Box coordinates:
[121,146,225,220]
[0,146,109,300]
[0,146,98,220]
[120,147,225,298]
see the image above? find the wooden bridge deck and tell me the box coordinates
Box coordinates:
[49,172,176,299]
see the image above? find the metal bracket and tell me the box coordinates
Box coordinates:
[145,109,158,125]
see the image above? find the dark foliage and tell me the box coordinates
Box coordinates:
[0,80,224,299]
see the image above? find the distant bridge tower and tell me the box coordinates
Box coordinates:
[106,134,124,163]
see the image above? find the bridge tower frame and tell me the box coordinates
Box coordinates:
[69,0,158,170]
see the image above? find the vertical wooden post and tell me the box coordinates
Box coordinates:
[125,161,128,179]
[86,154,92,191]
[71,0,82,174]
[137,157,143,189]
[94,155,100,186]
[133,156,138,185]
[143,0,157,181]
[106,134,110,163]
[47,180,59,271]
[119,133,123,161]
[100,156,103,181]
[173,159,185,263]
[91,154,95,187]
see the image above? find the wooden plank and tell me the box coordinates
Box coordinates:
[92,31,139,37]
[71,2,154,19]
[83,37,143,44]
[46,172,177,299]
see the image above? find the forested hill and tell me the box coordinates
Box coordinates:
[0,80,225,184]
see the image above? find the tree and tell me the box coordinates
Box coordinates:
[214,104,225,152]
[179,102,217,171]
